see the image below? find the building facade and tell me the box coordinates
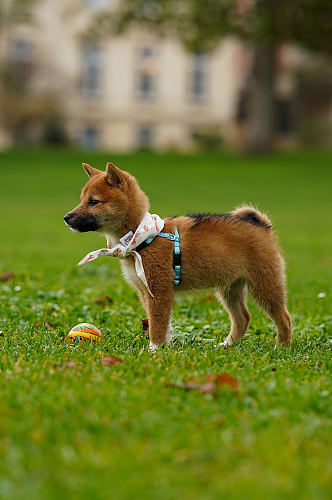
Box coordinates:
[0,0,249,150]
[2,0,329,150]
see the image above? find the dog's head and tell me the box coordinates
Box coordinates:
[64,162,149,234]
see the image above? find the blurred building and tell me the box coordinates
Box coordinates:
[0,0,331,150]
[0,0,249,150]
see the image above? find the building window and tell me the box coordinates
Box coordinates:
[83,0,109,9]
[81,45,102,97]
[137,126,154,149]
[275,99,295,135]
[189,53,207,102]
[82,127,99,149]
[136,47,157,101]
[10,39,32,65]
[9,39,33,92]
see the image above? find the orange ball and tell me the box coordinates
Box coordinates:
[68,323,102,344]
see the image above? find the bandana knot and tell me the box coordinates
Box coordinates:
[77,212,165,296]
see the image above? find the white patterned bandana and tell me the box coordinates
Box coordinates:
[77,212,165,296]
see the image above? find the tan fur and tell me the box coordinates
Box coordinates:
[65,163,292,348]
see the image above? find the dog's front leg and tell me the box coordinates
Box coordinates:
[147,291,173,351]
[137,288,149,314]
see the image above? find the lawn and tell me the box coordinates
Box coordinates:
[0,149,331,499]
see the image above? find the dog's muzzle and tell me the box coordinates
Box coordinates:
[64,212,99,232]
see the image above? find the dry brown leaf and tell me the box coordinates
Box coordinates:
[205,373,240,390]
[142,319,149,333]
[206,295,217,302]
[168,373,240,395]
[64,361,82,370]
[101,356,123,366]
[93,295,114,306]
[184,380,201,391]
[51,361,82,370]
[0,272,14,282]
[199,382,216,394]
[199,295,217,303]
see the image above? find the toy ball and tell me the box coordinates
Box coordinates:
[68,323,102,344]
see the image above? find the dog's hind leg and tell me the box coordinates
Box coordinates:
[248,270,292,346]
[216,279,251,346]
[147,291,174,350]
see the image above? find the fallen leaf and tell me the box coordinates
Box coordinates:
[168,373,240,395]
[205,373,240,390]
[206,295,216,301]
[184,380,200,391]
[93,295,114,305]
[64,361,82,370]
[199,382,216,394]
[199,295,217,303]
[0,272,14,282]
[51,361,82,370]
[142,319,149,333]
[101,356,123,366]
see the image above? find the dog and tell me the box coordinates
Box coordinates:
[64,162,292,350]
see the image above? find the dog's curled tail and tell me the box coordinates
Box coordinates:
[232,205,272,229]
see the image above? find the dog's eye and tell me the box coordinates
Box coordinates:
[88,199,100,206]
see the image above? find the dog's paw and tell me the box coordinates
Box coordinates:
[149,342,159,352]
[166,327,173,344]
[215,338,231,348]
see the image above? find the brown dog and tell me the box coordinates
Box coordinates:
[64,162,292,350]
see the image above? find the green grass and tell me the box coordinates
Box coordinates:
[0,149,331,499]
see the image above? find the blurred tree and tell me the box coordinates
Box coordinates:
[0,0,68,147]
[0,0,38,36]
[0,0,38,82]
[106,0,332,153]
[0,0,40,145]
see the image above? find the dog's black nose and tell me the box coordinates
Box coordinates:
[64,213,73,224]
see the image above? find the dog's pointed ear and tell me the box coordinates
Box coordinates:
[82,163,102,178]
[106,162,123,188]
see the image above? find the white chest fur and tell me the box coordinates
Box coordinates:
[120,258,142,291]
[104,231,145,293]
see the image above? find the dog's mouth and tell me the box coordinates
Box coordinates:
[64,213,100,233]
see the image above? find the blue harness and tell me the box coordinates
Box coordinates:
[137,228,181,286]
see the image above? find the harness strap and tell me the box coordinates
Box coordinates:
[172,228,181,286]
[135,236,155,253]
[135,228,181,286]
